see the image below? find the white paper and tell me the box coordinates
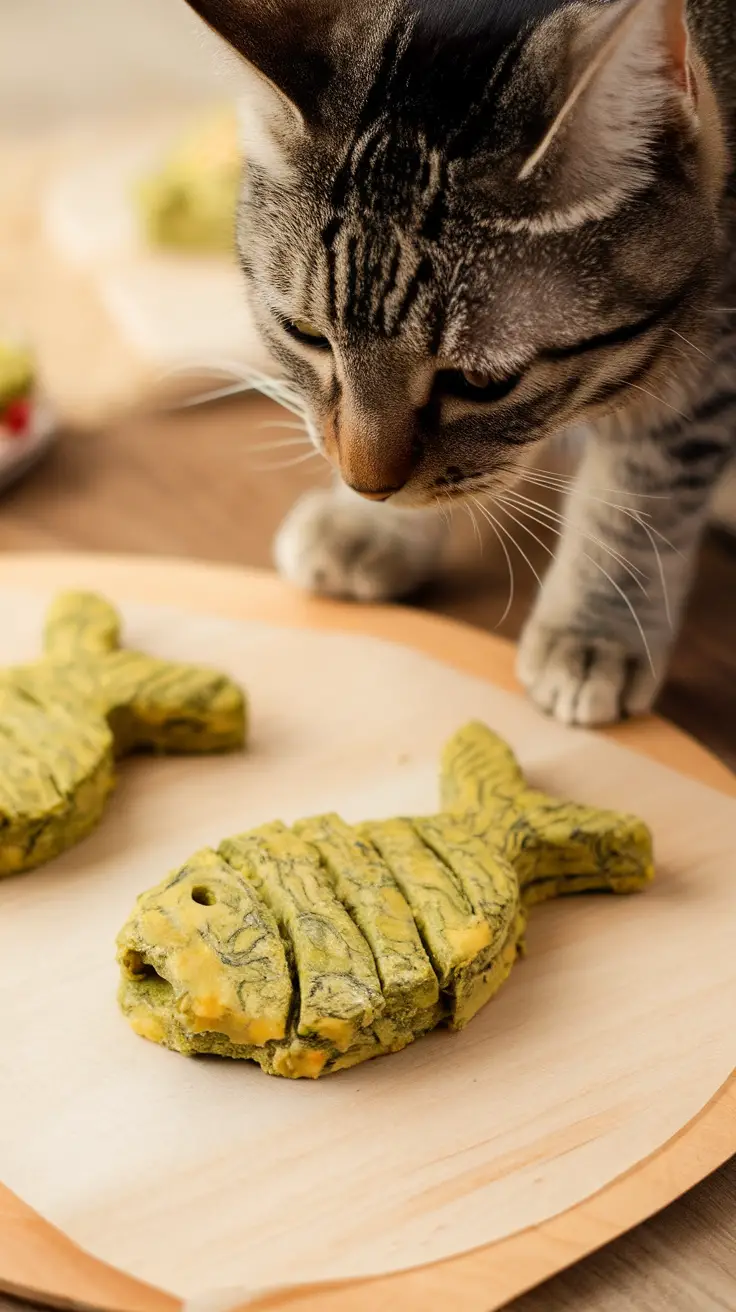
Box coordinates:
[0,591,733,1300]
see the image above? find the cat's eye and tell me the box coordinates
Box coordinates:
[438,369,521,404]
[284,318,331,349]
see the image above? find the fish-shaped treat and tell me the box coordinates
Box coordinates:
[117,722,652,1078]
[0,591,246,877]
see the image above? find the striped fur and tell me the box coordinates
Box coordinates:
[186,0,736,723]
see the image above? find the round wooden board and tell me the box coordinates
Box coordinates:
[0,551,733,1312]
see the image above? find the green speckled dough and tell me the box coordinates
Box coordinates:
[0,591,246,877]
[118,722,653,1077]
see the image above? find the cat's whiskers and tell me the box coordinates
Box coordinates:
[499,489,649,595]
[485,467,649,516]
[501,485,672,635]
[486,495,656,676]
[624,381,691,423]
[505,468,684,557]
[158,360,311,421]
[463,501,484,554]
[256,420,312,432]
[507,482,678,614]
[470,496,518,624]
[505,467,674,537]
[605,501,684,564]
[630,514,673,630]
[666,329,717,365]
[153,360,330,476]
[247,436,314,454]
[434,494,452,529]
[518,471,659,524]
[248,449,324,473]
[510,463,669,501]
[163,380,257,410]
[157,358,253,382]
[470,495,535,627]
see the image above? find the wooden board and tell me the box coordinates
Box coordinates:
[0,552,734,1312]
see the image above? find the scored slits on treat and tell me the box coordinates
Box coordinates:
[413,815,520,955]
[0,683,110,799]
[367,813,525,1028]
[360,817,491,987]
[294,814,439,1014]
[221,823,384,1052]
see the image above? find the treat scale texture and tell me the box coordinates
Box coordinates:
[118,722,653,1078]
[0,591,246,877]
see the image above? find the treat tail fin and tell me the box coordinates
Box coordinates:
[43,591,121,658]
[440,720,526,814]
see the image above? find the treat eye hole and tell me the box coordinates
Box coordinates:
[191,886,216,906]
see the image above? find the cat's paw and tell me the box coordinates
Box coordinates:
[517,623,659,726]
[274,489,444,602]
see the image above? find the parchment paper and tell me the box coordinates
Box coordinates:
[0,590,734,1300]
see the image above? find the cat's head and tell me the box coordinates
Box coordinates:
[186,0,726,505]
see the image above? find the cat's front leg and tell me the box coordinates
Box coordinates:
[274,482,446,602]
[518,406,732,726]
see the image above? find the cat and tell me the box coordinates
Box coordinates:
[183,0,735,726]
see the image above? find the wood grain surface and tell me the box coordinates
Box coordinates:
[0,552,733,1312]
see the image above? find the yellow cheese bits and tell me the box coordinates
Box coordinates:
[118,722,653,1078]
[0,591,246,877]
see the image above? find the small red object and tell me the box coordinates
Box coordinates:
[2,398,32,437]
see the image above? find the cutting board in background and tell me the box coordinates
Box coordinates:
[0,554,734,1312]
[43,121,272,373]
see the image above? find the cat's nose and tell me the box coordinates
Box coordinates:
[345,484,403,502]
[325,412,417,499]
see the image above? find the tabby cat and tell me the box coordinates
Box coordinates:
[184,0,735,725]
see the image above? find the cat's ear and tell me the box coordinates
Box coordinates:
[182,1,340,169]
[519,0,695,198]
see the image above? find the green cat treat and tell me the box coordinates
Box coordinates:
[136,110,240,253]
[0,341,34,411]
[117,722,653,1078]
[0,339,35,441]
[0,591,246,877]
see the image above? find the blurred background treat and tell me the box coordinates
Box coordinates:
[2,0,270,424]
[0,0,734,766]
[0,336,55,493]
[135,107,240,254]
